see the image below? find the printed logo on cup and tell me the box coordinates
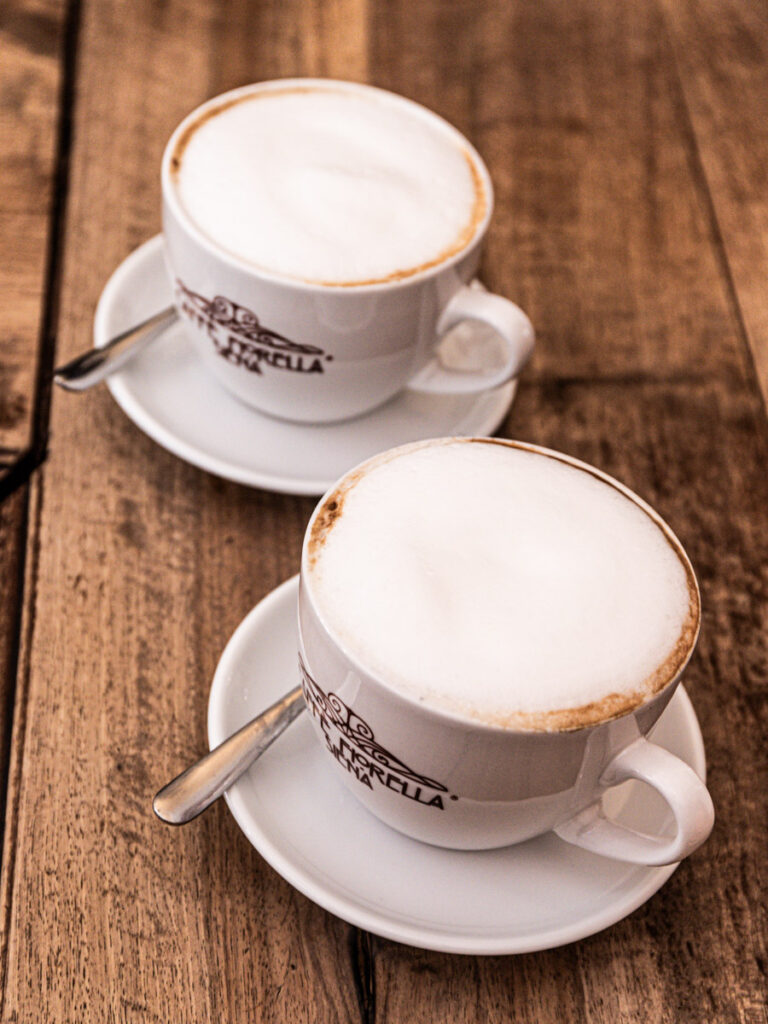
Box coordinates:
[162,81,534,422]
[300,658,452,810]
[175,280,331,376]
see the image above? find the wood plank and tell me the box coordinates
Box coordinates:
[660,0,768,411]
[0,0,66,461]
[373,377,768,1024]
[3,0,767,1021]
[0,0,368,1021]
[370,1,767,1021]
[0,0,66,979]
[0,481,36,1004]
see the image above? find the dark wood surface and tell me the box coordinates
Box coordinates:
[1,0,766,1020]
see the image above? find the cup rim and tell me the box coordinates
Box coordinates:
[300,437,702,735]
[161,77,495,294]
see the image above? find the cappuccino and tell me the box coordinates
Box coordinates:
[170,83,487,286]
[306,438,699,730]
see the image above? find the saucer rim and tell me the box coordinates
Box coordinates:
[93,235,517,496]
[208,575,707,956]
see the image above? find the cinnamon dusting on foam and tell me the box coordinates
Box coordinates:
[169,86,488,287]
[308,447,405,569]
[306,438,701,734]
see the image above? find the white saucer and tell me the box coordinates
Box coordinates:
[94,237,517,495]
[208,576,708,955]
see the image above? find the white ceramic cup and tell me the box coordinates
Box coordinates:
[297,440,715,863]
[161,79,534,423]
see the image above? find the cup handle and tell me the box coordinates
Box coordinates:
[407,286,535,394]
[553,737,714,865]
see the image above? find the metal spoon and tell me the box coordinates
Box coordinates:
[54,306,178,391]
[153,685,304,825]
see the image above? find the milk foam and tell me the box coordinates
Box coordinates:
[307,440,696,727]
[173,87,484,285]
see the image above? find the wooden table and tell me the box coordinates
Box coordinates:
[1,0,766,1019]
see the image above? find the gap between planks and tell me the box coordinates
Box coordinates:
[0,0,83,1006]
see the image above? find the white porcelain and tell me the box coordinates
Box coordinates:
[93,237,517,495]
[161,79,534,423]
[298,441,714,862]
[208,576,709,955]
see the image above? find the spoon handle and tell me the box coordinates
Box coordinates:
[54,306,178,391]
[153,685,305,825]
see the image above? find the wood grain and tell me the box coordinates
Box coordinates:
[371,1,767,1021]
[373,377,768,1023]
[0,0,66,968]
[660,0,768,408]
[0,0,67,465]
[0,0,67,824]
[0,0,366,1020]
[0,0,766,1021]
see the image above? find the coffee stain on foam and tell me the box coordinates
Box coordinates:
[169,86,487,289]
[307,437,702,733]
[460,437,703,731]
[315,151,486,289]
[435,605,699,733]
[306,472,357,571]
[306,442,427,570]
[169,87,324,176]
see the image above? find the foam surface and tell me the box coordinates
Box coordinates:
[308,440,695,725]
[173,87,483,284]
